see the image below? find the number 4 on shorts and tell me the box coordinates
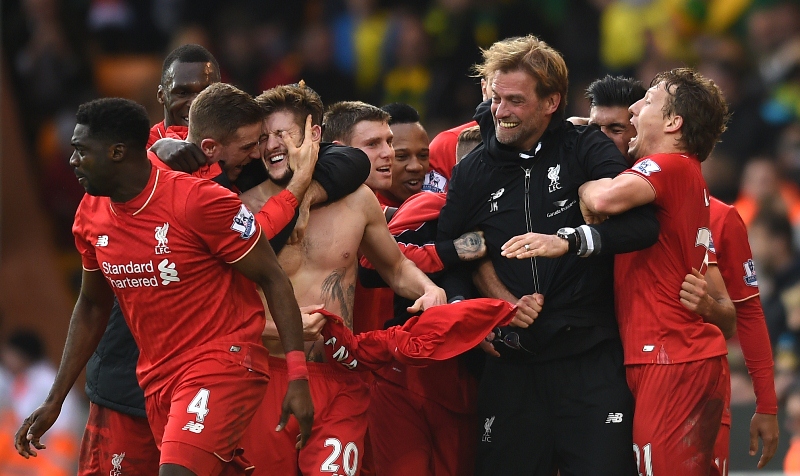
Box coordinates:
[187,388,210,423]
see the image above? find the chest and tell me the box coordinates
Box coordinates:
[471,158,587,237]
[277,202,365,277]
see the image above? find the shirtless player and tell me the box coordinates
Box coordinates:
[238,83,446,476]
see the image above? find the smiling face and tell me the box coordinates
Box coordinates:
[490,69,559,151]
[628,82,672,162]
[383,122,429,203]
[589,105,637,165]
[262,109,303,186]
[348,120,394,192]
[212,122,263,181]
[158,61,218,127]
[70,123,115,196]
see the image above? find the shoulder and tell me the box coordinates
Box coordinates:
[320,142,368,161]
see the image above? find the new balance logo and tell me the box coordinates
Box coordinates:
[182,421,205,433]
[96,235,109,247]
[158,259,180,285]
[605,413,623,423]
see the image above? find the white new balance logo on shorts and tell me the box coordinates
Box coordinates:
[182,421,205,433]
[605,413,623,423]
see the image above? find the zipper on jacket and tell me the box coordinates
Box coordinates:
[522,166,540,294]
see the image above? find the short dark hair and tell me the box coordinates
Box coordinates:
[586,75,646,109]
[188,83,263,144]
[7,330,45,363]
[380,103,420,125]
[322,101,390,143]
[256,80,324,128]
[161,44,220,86]
[76,98,150,149]
[652,68,729,162]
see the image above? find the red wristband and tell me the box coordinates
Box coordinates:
[285,350,309,381]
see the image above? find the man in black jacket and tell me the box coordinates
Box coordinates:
[437,35,659,475]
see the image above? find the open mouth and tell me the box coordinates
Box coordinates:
[404,179,422,190]
[499,121,520,129]
[267,153,286,165]
[376,165,391,175]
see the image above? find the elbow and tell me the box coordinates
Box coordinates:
[723,321,737,340]
[591,195,623,216]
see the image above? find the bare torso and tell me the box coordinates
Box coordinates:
[241,182,372,361]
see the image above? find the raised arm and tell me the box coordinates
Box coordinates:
[15,270,115,458]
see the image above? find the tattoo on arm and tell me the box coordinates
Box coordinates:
[454,231,486,261]
[320,268,356,329]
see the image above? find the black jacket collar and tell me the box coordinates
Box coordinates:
[474,99,566,168]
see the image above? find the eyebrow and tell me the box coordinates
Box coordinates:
[240,141,259,151]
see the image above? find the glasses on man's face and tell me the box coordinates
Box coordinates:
[491,327,535,355]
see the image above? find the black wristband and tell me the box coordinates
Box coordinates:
[576,224,601,257]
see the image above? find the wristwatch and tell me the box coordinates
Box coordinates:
[556,227,580,254]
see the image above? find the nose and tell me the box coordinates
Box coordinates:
[265,134,283,154]
[249,144,262,160]
[382,143,394,160]
[494,99,509,119]
[407,156,424,172]
[69,150,79,167]
[629,100,641,117]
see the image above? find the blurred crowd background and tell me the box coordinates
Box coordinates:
[6,0,800,472]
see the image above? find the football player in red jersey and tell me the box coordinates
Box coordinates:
[576,69,733,476]
[15,98,314,476]
[570,74,779,474]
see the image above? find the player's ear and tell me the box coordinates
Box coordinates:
[109,143,126,162]
[311,124,322,142]
[157,85,166,105]
[200,138,219,160]
[665,114,683,134]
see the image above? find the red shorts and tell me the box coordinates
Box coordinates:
[145,343,270,476]
[240,356,369,476]
[627,357,728,476]
[710,423,730,476]
[78,402,160,476]
[368,374,476,476]
[710,358,732,476]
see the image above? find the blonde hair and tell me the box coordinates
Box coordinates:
[474,35,568,115]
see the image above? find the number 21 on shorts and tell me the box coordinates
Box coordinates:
[633,443,653,476]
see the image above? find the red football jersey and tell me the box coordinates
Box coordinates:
[147,122,224,181]
[73,167,267,396]
[708,197,777,414]
[425,121,477,193]
[709,197,760,301]
[148,121,169,149]
[615,153,727,365]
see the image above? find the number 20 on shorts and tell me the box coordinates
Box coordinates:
[320,438,358,476]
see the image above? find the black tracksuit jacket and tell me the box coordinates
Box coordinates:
[438,101,659,361]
